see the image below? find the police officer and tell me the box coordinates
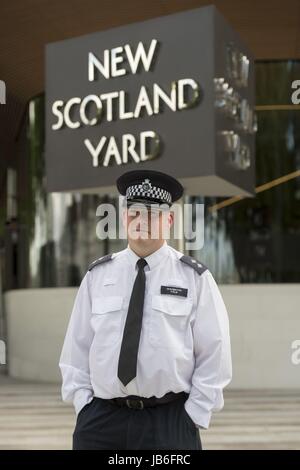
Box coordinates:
[59,169,232,450]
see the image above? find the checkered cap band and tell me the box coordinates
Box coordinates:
[126,181,172,204]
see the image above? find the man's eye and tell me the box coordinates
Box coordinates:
[128,209,141,217]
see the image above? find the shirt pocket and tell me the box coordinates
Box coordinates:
[91,296,123,347]
[149,294,193,350]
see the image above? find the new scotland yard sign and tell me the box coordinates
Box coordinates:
[45,5,256,196]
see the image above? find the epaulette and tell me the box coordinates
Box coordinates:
[179,255,208,275]
[88,253,114,271]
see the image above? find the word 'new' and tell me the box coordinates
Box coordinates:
[89,39,158,80]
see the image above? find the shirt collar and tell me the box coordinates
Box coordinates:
[126,240,169,271]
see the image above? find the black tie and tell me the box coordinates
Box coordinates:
[117,257,148,386]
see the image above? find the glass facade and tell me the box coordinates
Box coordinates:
[19,95,126,287]
[190,60,300,282]
[12,60,300,287]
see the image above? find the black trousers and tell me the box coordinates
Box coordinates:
[73,394,202,450]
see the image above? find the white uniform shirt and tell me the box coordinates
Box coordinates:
[59,240,232,429]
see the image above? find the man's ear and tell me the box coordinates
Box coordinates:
[168,210,174,227]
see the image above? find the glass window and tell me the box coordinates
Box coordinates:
[189,60,300,283]
[16,60,300,288]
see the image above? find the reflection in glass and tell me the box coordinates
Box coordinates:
[19,61,300,287]
[189,61,300,282]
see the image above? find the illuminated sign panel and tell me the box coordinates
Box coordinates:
[45,5,255,196]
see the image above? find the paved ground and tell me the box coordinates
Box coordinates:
[0,375,299,450]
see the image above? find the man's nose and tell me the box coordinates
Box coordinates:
[138,210,150,221]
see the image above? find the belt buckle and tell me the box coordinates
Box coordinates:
[126,398,144,410]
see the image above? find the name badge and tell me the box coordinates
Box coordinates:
[160,286,188,297]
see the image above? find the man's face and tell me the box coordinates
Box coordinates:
[122,204,173,244]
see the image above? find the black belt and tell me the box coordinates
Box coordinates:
[107,391,188,410]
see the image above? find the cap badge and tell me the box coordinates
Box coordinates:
[141,178,152,194]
